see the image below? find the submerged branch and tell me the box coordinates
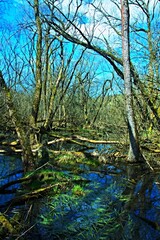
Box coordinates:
[0,134,122,154]
[0,183,64,209]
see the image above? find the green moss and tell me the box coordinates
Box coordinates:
[72,185,85,196]
[49,151,100,171]
[0,213,15,237]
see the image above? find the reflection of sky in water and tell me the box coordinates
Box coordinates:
[0,154,160,239]
[151,183,160,206]
[145,182,160,223]
[132,174,160,240]
[38,167,160,240]
[39,170,128,238]
[134,181,143,195]
[0,155,23,205]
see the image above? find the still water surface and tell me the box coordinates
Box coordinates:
[0,154,160,239]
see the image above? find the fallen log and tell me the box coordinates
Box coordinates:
[0,134,121,154]
[141,145,160,153]
[0,183,62,209]
[0,175,32,193]
[48,135,121,145]
[47,137,92,148]
[72,135,121,144]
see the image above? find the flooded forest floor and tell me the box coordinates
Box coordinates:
[0,127,160,239]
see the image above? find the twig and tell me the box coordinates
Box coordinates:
[15,223,36,240]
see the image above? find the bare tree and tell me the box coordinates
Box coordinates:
[0,0,88,170]
[0,71,35,172]
[121,0,143,162]
[29,0,43,131]
[129,0,160,131]
[43,0,159,158]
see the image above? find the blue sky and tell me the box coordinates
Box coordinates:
[0,0,117,94]
[0,0,23,32]
[0,0,158,94]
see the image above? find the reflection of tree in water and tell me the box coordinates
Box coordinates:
[22,165,160,240]
[123,164,160,239]
[1,156,160,240]
[0,156,23,206]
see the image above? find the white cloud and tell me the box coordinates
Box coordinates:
[61,0,120,45]
[14,0,158,45]
[61,0,159,42]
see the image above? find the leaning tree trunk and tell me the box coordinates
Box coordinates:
[0,71,35,172]
[121,0,143,162]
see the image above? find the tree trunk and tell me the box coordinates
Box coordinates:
[29,0,43,132]
[121,0,143,162]
[46,3,160,130]
[0,71,35,172]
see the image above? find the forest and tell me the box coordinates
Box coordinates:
[0,0,160,239]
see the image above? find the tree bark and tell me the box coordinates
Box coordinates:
[29,0,43,137]
[121,0,143,162]
[0,71,35,172]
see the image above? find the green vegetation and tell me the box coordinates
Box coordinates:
[0,0,159,239]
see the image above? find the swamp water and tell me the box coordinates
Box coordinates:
[0,153,160,240]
